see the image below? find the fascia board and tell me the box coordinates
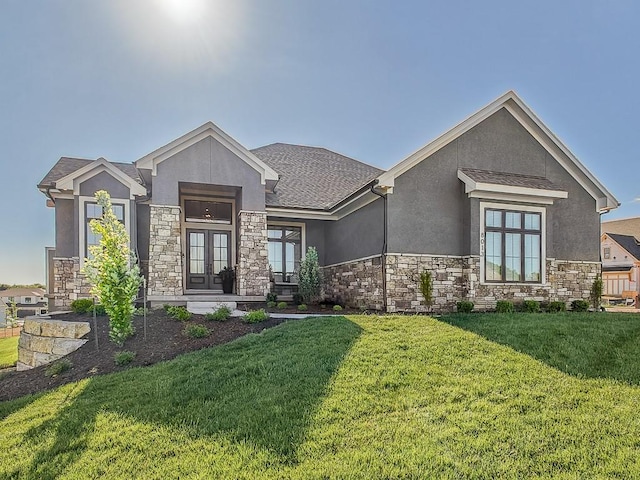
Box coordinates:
[56,158,146,197]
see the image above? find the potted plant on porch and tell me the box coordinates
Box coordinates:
[219,266,236,294]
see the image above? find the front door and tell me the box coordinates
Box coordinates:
[186,229,231,290]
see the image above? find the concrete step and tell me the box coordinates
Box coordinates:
[186,301,238,315]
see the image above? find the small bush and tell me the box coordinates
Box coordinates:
[547,301,567,313]
[94,304,106,316]
[495,300,514,313]
[114,351,136,366]
[45,359,72,377]
[297,304,308,311]
[266,301,277,309]
[71,298,94,314]
[590,276,603,311]
[205,306,231,322]
[571,299,590,312]
[163,304,173,313]
[522,300,541,313]
[292,293,304,306]
[245,309,269,323]
[133,307,148,316]
[167,306,191,321]
[183,324,210,338]
[333,304,343,312]
[277,301,288,309]
[266,292,278,303]
[456,301,474,313]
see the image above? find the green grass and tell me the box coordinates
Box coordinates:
[1,314,640,478]
[0,336,18,368]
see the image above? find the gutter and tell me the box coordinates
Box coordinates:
[370,180,388,312]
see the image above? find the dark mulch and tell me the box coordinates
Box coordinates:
[0,310,296,403]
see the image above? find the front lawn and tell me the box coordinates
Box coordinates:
[1,314,640,478]
[0,336,18,369]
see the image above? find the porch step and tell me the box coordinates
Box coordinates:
[186,301,238,315]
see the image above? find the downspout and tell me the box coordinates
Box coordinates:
[370,180,388,312]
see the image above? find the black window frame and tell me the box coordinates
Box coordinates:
[267,225,302,283]
[484,208,542,284]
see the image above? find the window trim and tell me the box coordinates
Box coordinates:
[480,202,546,285]
[267,221,306,285]
[79,196,130,266]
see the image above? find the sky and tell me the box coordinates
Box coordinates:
[1,0,639,284]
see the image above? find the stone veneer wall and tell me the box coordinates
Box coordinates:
[237,211,270,296]
[148,205,183,297]
[323,256,385,310]
[18,317,90,371]
[385,254,600,313]
[51,257,92,311]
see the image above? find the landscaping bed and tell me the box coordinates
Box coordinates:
[0,309,292,402]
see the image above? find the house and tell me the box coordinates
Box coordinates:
[602,216,640,240]
[600,232,640,302]
[0,288,48,317]
[38,91,619,312]
[0,299,7,327]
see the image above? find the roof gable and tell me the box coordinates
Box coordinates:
[136,122,279,185]
[603,232,640,261]
[53,158,146,198]
[378,91,619,213]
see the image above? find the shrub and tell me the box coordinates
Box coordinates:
[266,301,277,309]
[590,276,603,311]
[419,271,434,309]
[297,304,308,311]
[167,306,191,321]
[456,301,474,313]
[83,191,142,345]
[245,309,269,323]
[205,306,231,322]
[333,304,343,312]
[495,300,514,313]
[133,307,148,316]
[266,292,278,303]
[163,304,173,313]
[298,246,322,303]
[522,300,541,313]
[292,293,304,306]
[571,299,590,312]
[94,304,106,316]
[277,301,288,309]
[547,301,567,313]
[183,324,210,338]
[71,298,94,314]
[45,359,72,377]
[114,351,136,366]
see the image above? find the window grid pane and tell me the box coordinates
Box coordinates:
[505,233,521,281]
[189,233,205,274]
[505,212,521,229]
[485,232,502,281]
[268,225,302,282]
[524,234,541,281]
[486,210,502,228]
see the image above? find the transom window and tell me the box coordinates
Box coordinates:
[184,200,232,224]
[485,209,541,283]
[85,202,125,258]
[268,226,302,283]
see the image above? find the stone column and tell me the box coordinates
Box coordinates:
[237,211,270,297]
[51,257,92,311]
[148,205,183,297]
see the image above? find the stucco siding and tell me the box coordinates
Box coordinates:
[136,204,150,264]
[79,171,130,199]
[55,199,75,257]
[152,137,265,210]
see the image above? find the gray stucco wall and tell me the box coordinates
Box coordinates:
[152,137,265,210]
[387,107,601,261]
[55,199,75,257]
[325,198,384,265]
[79,171,130,199]
[136,204,150,263]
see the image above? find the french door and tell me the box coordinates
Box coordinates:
[186,229,231,290]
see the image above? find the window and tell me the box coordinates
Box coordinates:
[24,297,32,304]
[268,225,302,283]
[184,200,232,224]
[484,209,542,283]
[603,247,611,260]
[85,202,125,258]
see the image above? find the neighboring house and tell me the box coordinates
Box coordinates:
[600,232,640,299]
[0,288,48,317]
[602,216,640,240]
[0,299,7,327]
[38,91,619,312]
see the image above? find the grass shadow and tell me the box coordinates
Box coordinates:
[439,312,640,385]
[18,316,361,477]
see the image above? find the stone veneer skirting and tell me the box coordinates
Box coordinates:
[51,257,92,311]
[322,254,600,313]
[148,205,183,297]
[17,317,90,371]
[237,211,270,296]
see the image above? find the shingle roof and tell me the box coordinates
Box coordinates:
[459,168,563,191]
[38,157,141,188]
[602,265,632,273]
[605,233,640,261]
[251,143,383,210]
[0,288,45,298]
[602,217,640,241]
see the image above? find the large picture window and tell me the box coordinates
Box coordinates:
[484,208,541,283]
[268,225,302,283]
[85,202,125,258]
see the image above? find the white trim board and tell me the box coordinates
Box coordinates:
[55,158,146,198]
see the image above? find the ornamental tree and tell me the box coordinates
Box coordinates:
[298,246,322,304]
[83,191,141,345]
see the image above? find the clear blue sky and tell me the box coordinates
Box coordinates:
[1,0,639,284]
